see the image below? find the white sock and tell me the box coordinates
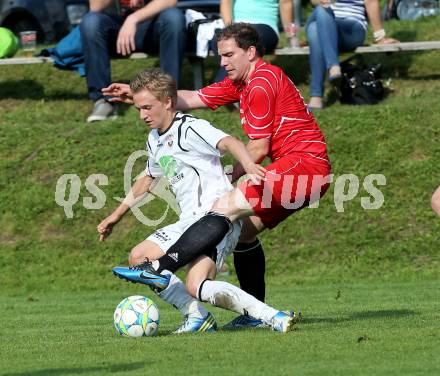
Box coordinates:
[158,272,208,319]
[199,280,278,323]
[151,260,160,271]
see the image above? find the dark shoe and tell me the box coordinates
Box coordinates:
[223,314,268,330]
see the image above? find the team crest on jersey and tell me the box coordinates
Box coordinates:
[165,134,174,147]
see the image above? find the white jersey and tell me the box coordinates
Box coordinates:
[146,112,233,220]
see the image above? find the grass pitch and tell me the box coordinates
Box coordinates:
[1,281,439,375]
[0,14,440,376]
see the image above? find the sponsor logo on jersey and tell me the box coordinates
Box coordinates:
[169,173,184,185]
[159,155,177,178]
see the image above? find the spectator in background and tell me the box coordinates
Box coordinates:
[81,0,186,122]
[211,0,295,82]
[306,0,399,110]
[432,186,440,217]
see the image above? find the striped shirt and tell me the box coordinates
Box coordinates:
[331,0,368,30]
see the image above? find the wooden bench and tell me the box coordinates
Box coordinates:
[191,40,440,88]
[274,41,440,55]
[0,51,207,89]
[1,41,440,88]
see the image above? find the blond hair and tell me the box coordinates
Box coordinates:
[130,68,177,107]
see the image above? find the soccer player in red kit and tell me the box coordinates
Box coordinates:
[103,23,331,329]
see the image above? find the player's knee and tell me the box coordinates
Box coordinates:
[128,246,146,266]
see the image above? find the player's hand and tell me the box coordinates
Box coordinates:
[97,213,121,241]
[117,16,137,56]
[243,163,267,185]
[102,83,134,104]
[374,37,399,45]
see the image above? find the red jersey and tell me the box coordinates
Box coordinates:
[198,59,329,164]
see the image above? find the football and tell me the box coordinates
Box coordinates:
[113,295,160,337]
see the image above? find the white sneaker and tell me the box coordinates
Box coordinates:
[87,99,117,122]
[270,311,302,333]
[173,312,217,334]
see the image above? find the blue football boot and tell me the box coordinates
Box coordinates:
[222,314,269,330]
[270,311,302,333]
[173,312,217,334]
[112,259,170,293]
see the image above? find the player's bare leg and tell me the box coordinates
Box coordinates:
[114,239,214,333]
[116,190,260,301]
[128,239,164,266]
[211,187,255,222]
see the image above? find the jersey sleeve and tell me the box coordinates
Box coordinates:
[197,78,241,110]
[183,119,229,157]
[145,138,163,178]
[243,74,276,139]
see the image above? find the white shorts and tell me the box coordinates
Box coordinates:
[147,215,242,272]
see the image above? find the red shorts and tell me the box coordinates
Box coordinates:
[238,154,331,229]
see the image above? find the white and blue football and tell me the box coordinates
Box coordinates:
[113,295,159,337]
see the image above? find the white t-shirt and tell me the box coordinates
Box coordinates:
[146,112,233,219]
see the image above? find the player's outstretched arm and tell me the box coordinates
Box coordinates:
[102,86,208,109]
[217,136,267,184]
[97,174,154,241]
[228,138,271,182]
[176,90,207,111]
[102,83,134,104]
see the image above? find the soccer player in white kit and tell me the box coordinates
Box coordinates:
[99,68,298,333]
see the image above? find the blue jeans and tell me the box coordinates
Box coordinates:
[306,6,366,97]
[80,8,186,101]
[210,24,278,82]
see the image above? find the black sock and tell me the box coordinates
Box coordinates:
[233,240,266,302]
[157,213,231,273]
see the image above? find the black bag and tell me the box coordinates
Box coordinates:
[340,57,385,105]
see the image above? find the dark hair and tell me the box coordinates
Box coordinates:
[216,23,265,57]
[130,68,177,107]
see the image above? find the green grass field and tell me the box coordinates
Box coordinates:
[1,15,440,376]
[2,281,439,375]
